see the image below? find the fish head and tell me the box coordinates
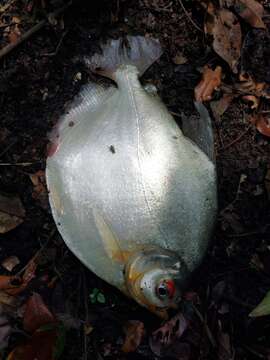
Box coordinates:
[124,248,189,318]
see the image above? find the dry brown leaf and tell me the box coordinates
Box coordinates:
[29,170,48,209]
[7,259,37,296]
[23,293,56,333]
[1,256,20,272]
[122,320,145,353]
[150,312,189,356]
[8,22,21,44]
[0,291,18,307]
[236,0,265,28]
[172,52,188,65]
[249,112,270,137]
[195,66,222,102]
[0,193,25,233]
[7,327,59,360]
[242,95,260,109]
[236,74,270,99]
[205,3,241,71]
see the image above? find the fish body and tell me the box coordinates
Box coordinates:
[46,37,217,316]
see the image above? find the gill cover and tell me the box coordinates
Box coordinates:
[125,248,189,314]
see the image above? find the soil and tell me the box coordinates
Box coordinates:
[0,0,270,359]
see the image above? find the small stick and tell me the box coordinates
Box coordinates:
[0,161,41,166]
[177,0,203,33]
[0,1,72,60]
[218,125,251,152]
[42,29,68,57]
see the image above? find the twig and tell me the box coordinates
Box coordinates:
[192,304,217,348]
[0,138,17,158]
[42,29,68,56]
[177,0,203,33]
[15,231,54,277]
[170,110,182,118]
[82,269,89,360]
[0,161,42,166]
[218,125,251,152]
[0,1,72,60]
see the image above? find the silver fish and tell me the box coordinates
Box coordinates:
[46,36,217,317]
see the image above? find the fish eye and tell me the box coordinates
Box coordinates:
[156,280,175,300]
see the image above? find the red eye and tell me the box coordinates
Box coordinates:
[156,280,175,299]
[165,279,176,298]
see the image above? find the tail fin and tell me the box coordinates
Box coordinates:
[83,36,163,79]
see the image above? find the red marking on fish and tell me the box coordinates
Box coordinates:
[47,141,59,157]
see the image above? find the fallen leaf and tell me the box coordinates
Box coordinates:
[205,3,241,71]
[195,66,222,102]
[8,22,21,44]
[235,0,265,28]
[150,312,189,356]
[29,170,48,209]
[5,259,37,296]
[23,293,56,333]
[217,319,234,360]
[7,292,65,360]
[242,95,260,109]
[1,256,20,272]
[7,326,61,360]
[0,291,18,307]
[249,290,270,317]
[249,112,270,137]
[122,320,145,353]
[172,52,188,65]
[240,29,270,85]
[0,193,25,233]
[0,276,19,291]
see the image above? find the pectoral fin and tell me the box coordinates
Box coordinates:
[93,209,129,264]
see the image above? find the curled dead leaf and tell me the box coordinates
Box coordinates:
[242,95,260,109]
[29,171,48,209]
[0,291,18,308]
[122,320,145,353]
[150,312,189,356]
[0,193,25,233]
[5,259,37,296]
[249,112,270,137]
[1,256,20,272]
[205,3,241,71]
[195,66,222,102]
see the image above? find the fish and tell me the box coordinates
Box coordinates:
[46,36,217,318]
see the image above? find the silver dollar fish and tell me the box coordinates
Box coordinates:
[46,36,217,317]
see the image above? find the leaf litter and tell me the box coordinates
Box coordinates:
[195,1,270,139]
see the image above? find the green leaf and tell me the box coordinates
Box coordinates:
[249,291,270,317]
[97,292,106,304]
[89,288,99,304]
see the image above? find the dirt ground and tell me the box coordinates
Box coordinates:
[1,0,270,359]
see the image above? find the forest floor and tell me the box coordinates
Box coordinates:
[0,0,270,359]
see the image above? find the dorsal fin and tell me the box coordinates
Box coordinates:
[181,102,215,162]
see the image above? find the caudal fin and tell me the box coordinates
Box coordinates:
[83,36,163,79]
